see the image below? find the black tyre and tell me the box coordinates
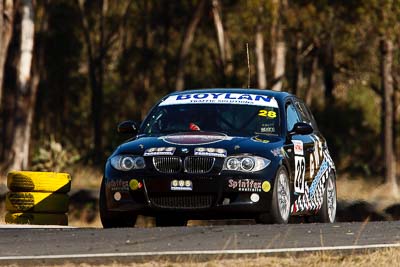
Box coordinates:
[270,166,291,224]
[155,216,187,227]
[318,172,337,223]
[99,178,137,228]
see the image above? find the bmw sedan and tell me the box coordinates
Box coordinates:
[100,88,337,228]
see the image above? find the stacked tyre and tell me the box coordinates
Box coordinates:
[5,171,71,225]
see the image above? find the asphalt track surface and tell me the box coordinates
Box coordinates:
[0,221,399,264]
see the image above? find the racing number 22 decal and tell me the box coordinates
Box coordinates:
[294,156,305,193]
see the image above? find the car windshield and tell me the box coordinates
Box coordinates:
[142,103,280,136]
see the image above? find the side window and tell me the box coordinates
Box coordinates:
[295,100,318,131]
[294,101,309,123]
[286,102,301,132]
[304,105,319,131]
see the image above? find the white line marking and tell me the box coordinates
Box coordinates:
[0,243,400,260]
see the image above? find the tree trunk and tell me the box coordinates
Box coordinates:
[322,38,334,101]
[380,39,398,195]
[271,41,286,91]
[270,0,286,91]
[255,24,266,89]
[270,0,279,72]
[0,0,14,108]
[212,0,225,66]
[175,0,206,91]
[8,0,35,171]
[305,51,318,106]
[76,0,106,163]
[292,34,303,95]
[211,0,232,83]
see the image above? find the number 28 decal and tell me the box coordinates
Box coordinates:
[294,156,305,193]
[258,110,277,118]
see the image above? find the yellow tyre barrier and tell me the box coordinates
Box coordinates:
[7,171,71,193]
[5,212,68,226]
[6,192,69,213]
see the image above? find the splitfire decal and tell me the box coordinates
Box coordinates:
[227,179,262,192]
[106,180,129,192]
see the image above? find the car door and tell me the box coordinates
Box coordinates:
[294,100,326,184]
[285,99,314,195]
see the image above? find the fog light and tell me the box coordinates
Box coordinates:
[129,179,139,190]
[262,181,271,192]
[250,193,260,203]
[114,192,122,201]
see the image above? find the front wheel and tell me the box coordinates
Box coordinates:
[271,166,291,224]
[99,178,137,228]
[318,172,337,223]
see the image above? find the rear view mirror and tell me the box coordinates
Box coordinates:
[117,120,139,135]
[290,122,313,135]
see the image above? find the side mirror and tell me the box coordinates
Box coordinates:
[290,122,313,135]
[117,120,139,135]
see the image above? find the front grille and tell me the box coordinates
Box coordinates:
[149,193,215,209]
[153,156,181,173]
[184,156,215,174]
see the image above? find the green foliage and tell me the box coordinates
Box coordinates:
[31,136,81,172]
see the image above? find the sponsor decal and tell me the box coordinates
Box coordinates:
[171,179,192,191]
[161,132,233,145]
[262,181,271,192]
[260,126,276,133]
[129,179,142,191]
[309,160,329,198]
[194,147,227,157]
[271,147,284,157]
[228,179,262,192]
[251,136,270,143]
[144,147,176,156]
[294,156,306,193]
[159,93,279,108]
[292,140,304,155]
[310,153,315,179]
[258,109,277,118]
[107,180,129,192]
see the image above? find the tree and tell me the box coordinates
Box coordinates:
[255,23,266,89]
[0,0,14,108]
[211,0,233,84]
[76,0,133,162]
[271,0,286,91]
[175,0,206,91]
[380,39,397,195]
[8,0,35,171]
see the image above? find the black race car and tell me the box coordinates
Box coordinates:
[100,88,337,228]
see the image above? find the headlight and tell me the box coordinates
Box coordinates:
[110,155,146,171]
[223,156,270,172]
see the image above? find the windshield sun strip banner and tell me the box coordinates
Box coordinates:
[159,93,279,108]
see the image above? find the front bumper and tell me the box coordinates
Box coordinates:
[104,170,276,219]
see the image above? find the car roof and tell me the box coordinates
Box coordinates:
[167,88,292,102]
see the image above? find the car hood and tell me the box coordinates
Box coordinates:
[114,132,285,158]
